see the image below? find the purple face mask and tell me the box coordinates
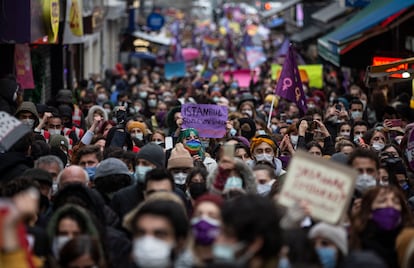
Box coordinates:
[279,155,291,169]
[191,216,220,245]
[371,207,401,231]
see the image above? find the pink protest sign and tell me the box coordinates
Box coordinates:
[223,70,258,88]
[14,44,35,89]
[181,104,228,138]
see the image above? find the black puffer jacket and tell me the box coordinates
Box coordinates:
[0,151,33,182]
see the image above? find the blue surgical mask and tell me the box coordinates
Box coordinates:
[224,176,243,190]
[84,167,96,181]
[212,242,245,261]
[229,128,237,136]
[134,165,153,183]
[316,247,337,268]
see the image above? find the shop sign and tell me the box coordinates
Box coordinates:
[15,44,35,89]
[147,12,165,31]
[83,7,105,34]
[63,0,84,44]
[373,56,408,78]
[42,0,60,43]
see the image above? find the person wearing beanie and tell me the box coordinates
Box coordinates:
[127,120,147,142]
[308,222,348,268]
[191,194,223,266]
[247,134,283,177]
[15,101,40,129]
[111,143,165,217]
[94,157,132,204]
[167,143,194,191]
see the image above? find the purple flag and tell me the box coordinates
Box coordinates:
[274,45,307,114]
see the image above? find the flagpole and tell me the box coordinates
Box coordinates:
[267,96,275,129]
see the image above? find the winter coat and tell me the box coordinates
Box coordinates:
[207,158,257,195]
[0,151,33,183]
[0,77,18,114]
[86,105,108,129]
[111,183,145,221]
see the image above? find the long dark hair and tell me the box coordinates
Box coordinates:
[350,186,414,249]
[59,235,107,268]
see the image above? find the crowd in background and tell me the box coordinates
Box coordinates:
[1,3,414,268]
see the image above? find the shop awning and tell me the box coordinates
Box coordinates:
[290,15,350,43]
[318,0,414,66]
[311,1,350,24]
[262,0,301,18]
[132,31,171,46]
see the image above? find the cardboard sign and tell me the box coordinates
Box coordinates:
[272,64,323,89]
[164,61,186,80]
[278,150,357,224]
[223,70,258,88]
[246,46,267,70]
[181,104,228,138]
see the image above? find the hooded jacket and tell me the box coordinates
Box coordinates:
[86,105,108,129]
[15,101,40,128]
[207,158,257,195]
[0,77,18,114]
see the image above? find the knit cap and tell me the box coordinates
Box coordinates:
[49,134,69,150]
[95,157,130,179]
[168,143,194,169]
[136,143,165,168]
[127,121,147,134]
[308,222,348,256]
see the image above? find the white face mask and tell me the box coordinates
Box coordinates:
[351,111,363,120]
[148,99,157,108]
[131,132,144,141]
[255,153,273,163]
[134,165,152,183]
[52,235,71,259]
[339,131,350,138]
[256,180,274,196]
[224,176,243,190]
[355,174,377,193]
[21,118,35,128]
[173,172,188,185]
[97,93,107,102]
[49,129,61,135]
[139,91,148,99]
[104,108,112,114]
[372,142,385,151]
[132,236,173,268]
[229,106,237,113]
[241,110,253,117]
[290,135,299,145]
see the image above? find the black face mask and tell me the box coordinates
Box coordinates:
[189,182,207,200]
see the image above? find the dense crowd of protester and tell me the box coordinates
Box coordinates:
[0,60,414,268]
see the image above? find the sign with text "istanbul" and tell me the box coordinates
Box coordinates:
[181,104,228,138]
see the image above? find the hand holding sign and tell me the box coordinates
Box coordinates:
[278,150,357,224]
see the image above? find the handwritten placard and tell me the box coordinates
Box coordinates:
[181,104,228,138]
[278,150,357,224]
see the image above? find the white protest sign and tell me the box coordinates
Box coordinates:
[278,150,357,224]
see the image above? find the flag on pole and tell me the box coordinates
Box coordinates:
[274,44,307,114]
